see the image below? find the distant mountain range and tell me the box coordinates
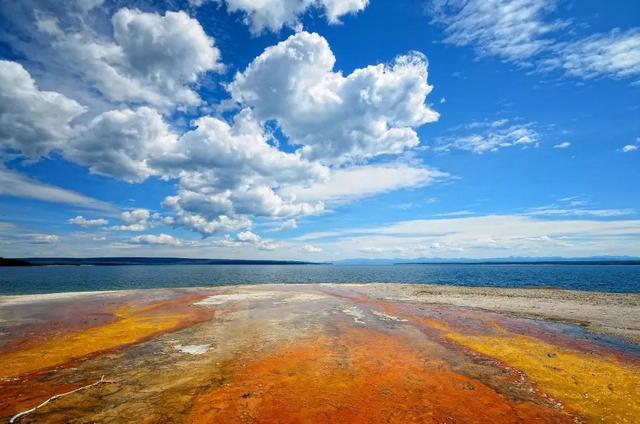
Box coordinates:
[333,256,640,265]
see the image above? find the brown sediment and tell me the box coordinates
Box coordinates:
[0,375,98,420]
[188,321,576,423]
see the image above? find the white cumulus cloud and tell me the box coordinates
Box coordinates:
[302,244,323,253]
[229,31,439,164]
[215,0,369,34]
[68,107,177,182]
[0,60,86,157]
[53,8,222,109]
[130,233,181,246]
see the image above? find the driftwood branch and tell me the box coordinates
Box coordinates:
[9,376,115,423]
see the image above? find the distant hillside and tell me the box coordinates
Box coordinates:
[0,257,32,266]
[4,257,320,266]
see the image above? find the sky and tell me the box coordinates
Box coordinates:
[0,0,638,260]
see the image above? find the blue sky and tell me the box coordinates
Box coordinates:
[0,0,638,259]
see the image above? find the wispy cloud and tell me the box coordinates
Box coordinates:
[435,120,539,154]
[0,166,114,211]
[281,162,451,204]
[621,139,639,153]
[542,29,640,81]
[525,207,635,217]
[435,210,476,217]
[428,0,563,63]
[32,234,60,243]
[428,0,640,83]
[294,214,640,258]
[525,196,634,217]
[553,141,571,149]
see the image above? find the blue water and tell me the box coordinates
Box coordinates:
[1,264,639,295]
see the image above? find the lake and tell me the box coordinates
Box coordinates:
[1,264,639,295]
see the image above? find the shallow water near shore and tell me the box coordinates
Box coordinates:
[1,263,639,295]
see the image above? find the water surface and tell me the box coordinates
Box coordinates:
[1,264,639,295]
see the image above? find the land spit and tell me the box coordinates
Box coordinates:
[0,283,638,423]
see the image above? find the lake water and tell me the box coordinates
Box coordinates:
[1,264,639,295]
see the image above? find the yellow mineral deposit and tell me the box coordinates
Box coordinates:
[0,294,210,379]
[446,329,640,423]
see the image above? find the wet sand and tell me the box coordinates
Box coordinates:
[0,284,638,423]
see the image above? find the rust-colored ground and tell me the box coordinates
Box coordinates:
[189,322,575,423]
[0,284,638,423]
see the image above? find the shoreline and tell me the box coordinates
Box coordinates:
[2,283,639,343]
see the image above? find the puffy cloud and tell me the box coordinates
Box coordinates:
[1,25,447,241]
[621,144,638,153]
[159,109,326,185]
[428,0,560,63]
[435,120,539,154]
[0,60,86,157]
[110,208,152,231]
[257,240,279,251]
[282,162,449,204]
[159,110,326,235]
[267,219,298,232]
[229,32,439,164]
[553,141,571,149]
[58,33,439,237]
[237,230,262,243]
[121,208,151,224]
[164,182,323,235]
[302,244,323,253]
[53,8,222,109]
[68,216,109,227]
[67,107,177,182]
[215,230,280,251]
[217,0,369,34]
[130,233,181,246]
[543,29,640,81]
